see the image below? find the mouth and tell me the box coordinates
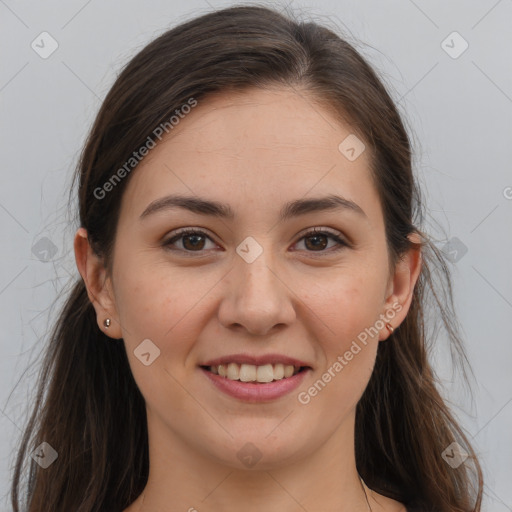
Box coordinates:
[200,363,309,384]
[198,354,313,401]
[199,363,312,402]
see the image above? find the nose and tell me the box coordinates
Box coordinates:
[217,247,296,336]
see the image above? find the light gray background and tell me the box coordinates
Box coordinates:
[1,0,511,510]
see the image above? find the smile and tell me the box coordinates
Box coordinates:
[199,364,311,402]
[204,363,303,383]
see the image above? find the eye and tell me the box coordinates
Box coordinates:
[293,227,348,254]
[162,227,349,256]
[163,228,218,254]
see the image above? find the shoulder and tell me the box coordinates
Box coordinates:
[369,491,409,511]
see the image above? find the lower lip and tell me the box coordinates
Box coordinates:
[200,367,311,402]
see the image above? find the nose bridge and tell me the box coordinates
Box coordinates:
[236,238,281,303]
[218,236,295,335]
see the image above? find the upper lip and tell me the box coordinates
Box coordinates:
[200,353,312,368]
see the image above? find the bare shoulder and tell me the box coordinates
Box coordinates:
[370,490,409,512]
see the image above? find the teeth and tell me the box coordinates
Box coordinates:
[239,363,256,382]
[208,363,301,383]
[256,364,274,383]
[273,363,284,380]
[227,363,240,380]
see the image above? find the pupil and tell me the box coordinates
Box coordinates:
[184,235,204,250]
[306,234,327,251]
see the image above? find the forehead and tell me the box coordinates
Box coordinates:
[157,87,359,158]
[118,86,382,226]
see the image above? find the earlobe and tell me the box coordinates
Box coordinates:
[380,233,423,341]
[73,227,123,339]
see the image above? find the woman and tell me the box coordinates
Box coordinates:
[10,4,483,511]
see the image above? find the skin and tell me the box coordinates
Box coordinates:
[75,86,421,512]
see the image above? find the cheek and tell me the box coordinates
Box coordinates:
[306,270,387,347]
[113,267,206,406]
[299,271,384,403]
[113,260,204,353]
[301,281,380,416]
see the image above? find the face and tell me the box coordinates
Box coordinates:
[80,86,416,471]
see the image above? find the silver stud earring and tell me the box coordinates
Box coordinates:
[386,322,394,334]
[103,318,111,328]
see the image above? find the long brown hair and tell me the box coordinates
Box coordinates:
[10,4,483,511]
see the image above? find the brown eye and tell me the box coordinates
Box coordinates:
[304,233,329,251]
[163,229,217,253]
[295,229,348,254]
[182,233,206,250]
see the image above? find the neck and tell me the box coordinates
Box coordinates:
[133,410,374,512]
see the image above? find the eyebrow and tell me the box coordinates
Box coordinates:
[139,193,367,221]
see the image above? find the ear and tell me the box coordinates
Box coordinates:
[73,227,123,339]
[379,232,422,341]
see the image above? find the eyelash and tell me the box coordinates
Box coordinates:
[162,227,349,257]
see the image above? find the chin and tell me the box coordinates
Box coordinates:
[220,434,310,471]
